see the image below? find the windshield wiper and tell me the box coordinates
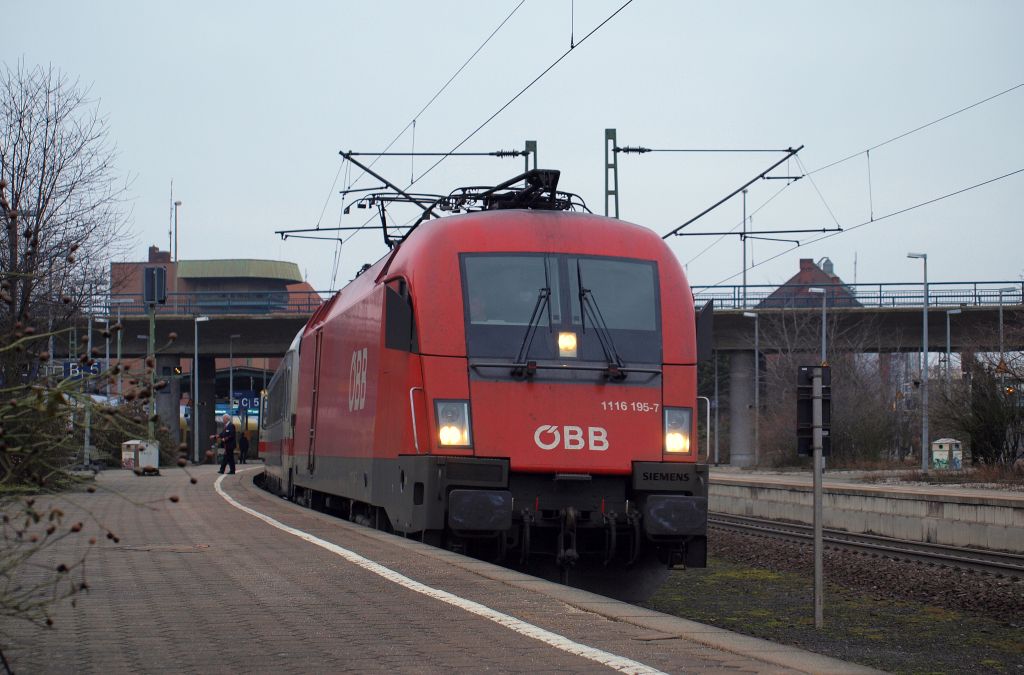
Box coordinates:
[511,287,550,378]
[577,262,626,381]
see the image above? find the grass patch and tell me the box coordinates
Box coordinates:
[645,556,1024,673]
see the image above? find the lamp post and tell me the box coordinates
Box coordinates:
[743,311,760,464]
[229,334,241,415]
[997,286,1015,375]
[809,287,826,364]
[742,188,748,308]
[173,200,182,310]
[805,287,826,629]
[946,308,961,393]
[173,200,182,263]
[713,352,720,466]
[193,316,209,463]
[96,316,110,398]
[108,298,133,400]
[83,313,93,466]
[907,253,929,473]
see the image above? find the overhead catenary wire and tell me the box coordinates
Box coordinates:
[334,0,634,247]
[682,181,796,266]
[409,0,635,187]
[327,1,531,248]
[662,146,804,238]
[704,167,1024,288]
[867,150,874,222]
[794,155,840,229]
[305,0,528,245]
[680,83,1024,270]
[805,82,1024,176]
[348,0,527,189]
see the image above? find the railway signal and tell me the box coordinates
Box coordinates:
[797,365,831,457]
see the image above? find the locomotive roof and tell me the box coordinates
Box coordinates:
[397,208,672,260]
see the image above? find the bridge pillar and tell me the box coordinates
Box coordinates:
[193,356,217,463]
[155,355,181,452]
[729,351,755,467]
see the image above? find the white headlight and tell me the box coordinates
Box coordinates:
[664,407,693,454]
[558,331,578,358]
[436,400,472,447]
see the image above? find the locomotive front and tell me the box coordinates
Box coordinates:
[396,208,707,576]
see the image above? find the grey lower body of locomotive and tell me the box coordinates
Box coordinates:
[267,454,708,571]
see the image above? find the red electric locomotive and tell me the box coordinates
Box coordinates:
[259,170,708,598]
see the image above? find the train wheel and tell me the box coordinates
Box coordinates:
[420,530,444,547]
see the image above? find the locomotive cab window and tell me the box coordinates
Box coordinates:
[384,278,418,353]
[461,253,660,364]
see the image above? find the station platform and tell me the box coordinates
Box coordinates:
[709,468,1024,552]
[2,466,876,674]
[710,467,1024,504]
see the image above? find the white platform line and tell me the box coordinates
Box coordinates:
[215,475,665,675]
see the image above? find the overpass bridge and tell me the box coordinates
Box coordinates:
[78,291,322,456]
[79,282,1022,464]
[696,281,1023,468]
[706,280,1024,352]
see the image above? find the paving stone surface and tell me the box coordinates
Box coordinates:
[1,465,875,674]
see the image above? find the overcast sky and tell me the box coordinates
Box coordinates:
[7,1,1023,292]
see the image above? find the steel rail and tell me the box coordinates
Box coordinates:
[709,512,1024,579]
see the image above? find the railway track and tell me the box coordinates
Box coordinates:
[709,512,1024,579]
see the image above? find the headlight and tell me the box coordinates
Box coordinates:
[664,407,692,454]
[436,400,472,447]
[558,331,578,358]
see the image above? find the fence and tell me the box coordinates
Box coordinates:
[97,290,327,317]
[693,281,1024,310]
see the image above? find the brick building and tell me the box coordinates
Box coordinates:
[758,257,860,308]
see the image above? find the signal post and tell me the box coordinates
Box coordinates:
[798,365,830,629]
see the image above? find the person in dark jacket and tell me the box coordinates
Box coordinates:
[239,432,250,464]
[215,414,237,474]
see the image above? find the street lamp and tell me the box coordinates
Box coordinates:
[742,311,760,464]
[997,286,1015,373]
[907,253,929,473]
[108,298,134,400]
[173,200,182,311]
[804,288,826,629]
[229,334,241,415]
[193,316,209,463]
[946,308,961,393]
[173,200,182,263]
[95,316,110,398]
[742,188,748,308]
[809,287,826,364]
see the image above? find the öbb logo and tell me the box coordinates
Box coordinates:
[533,425,609,451]
[348,348,368,412]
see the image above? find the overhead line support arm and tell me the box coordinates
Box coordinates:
[339,151,440,221]
[662,145,804,239]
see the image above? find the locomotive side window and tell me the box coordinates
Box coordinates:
[461,253,661,364]
[384,278,418,353]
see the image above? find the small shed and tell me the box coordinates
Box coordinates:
[931,438,963,470]
[121,440,160,471]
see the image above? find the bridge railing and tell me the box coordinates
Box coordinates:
[100,290,327,317]
[91,283,1023,315]
[692,281,1024,310]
